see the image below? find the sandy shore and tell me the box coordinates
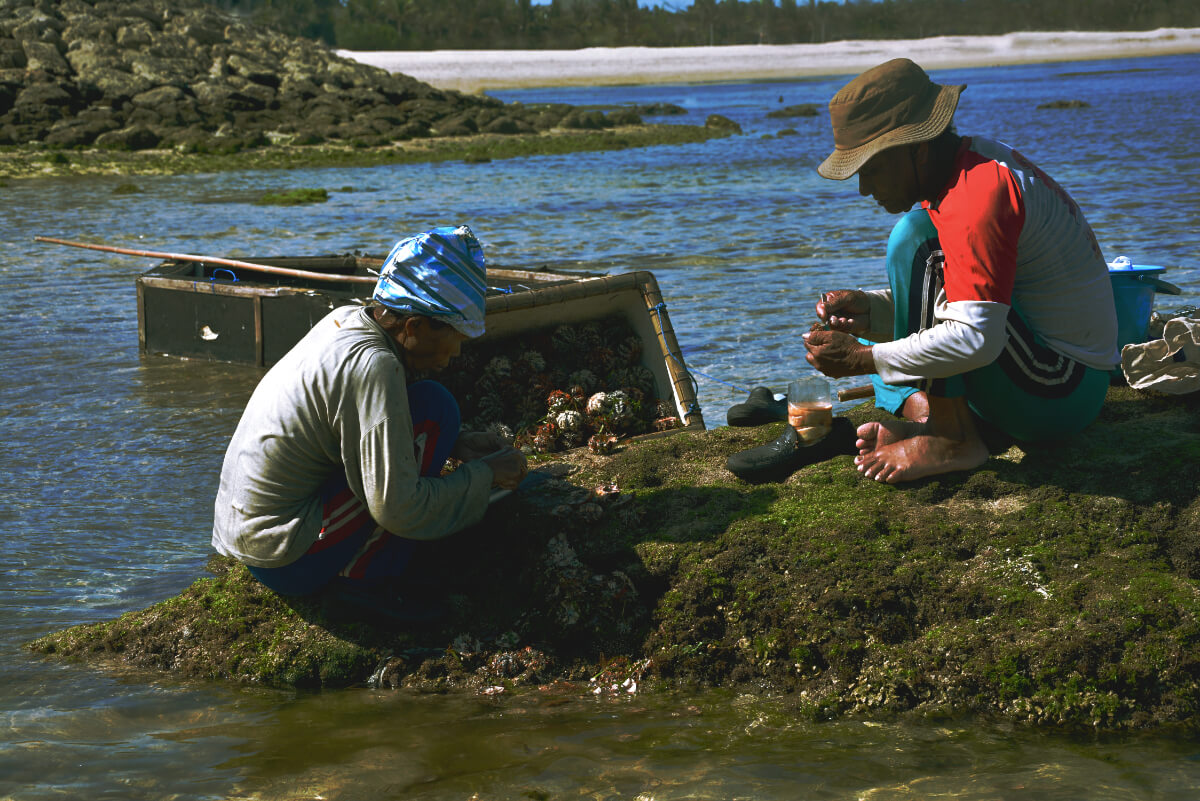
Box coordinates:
[340,27,1200,93]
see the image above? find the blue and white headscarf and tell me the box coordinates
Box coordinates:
[373,225,487,338]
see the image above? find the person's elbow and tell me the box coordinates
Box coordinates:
[369,479,447,541]
[935,302,1010,373]
[945,324,1006,373]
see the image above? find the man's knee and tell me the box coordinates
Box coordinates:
[408,380,461,476]
[408,380,460,432]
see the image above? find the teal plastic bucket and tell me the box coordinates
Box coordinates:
[1108,258,1167,349]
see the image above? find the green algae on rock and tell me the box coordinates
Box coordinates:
[27,387,1200,730]
[0,124,731,180]
[255,187,329,206]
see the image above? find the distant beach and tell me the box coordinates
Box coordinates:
[340,27,1200,93]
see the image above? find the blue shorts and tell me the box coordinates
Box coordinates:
[865,210,1109,442]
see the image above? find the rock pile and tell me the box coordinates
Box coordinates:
[0,0,646,151]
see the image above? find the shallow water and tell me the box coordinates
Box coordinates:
[1,53,1199,799]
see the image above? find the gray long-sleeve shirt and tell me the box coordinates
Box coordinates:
[211,305,492,568]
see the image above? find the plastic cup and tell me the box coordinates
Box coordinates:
[787,374,833,443]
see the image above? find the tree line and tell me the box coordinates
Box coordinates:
[202,0,1200,51]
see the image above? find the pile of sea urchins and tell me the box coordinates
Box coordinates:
[436,315,681,455]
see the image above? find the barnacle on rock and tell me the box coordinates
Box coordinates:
[568,369,598,393]
[616,335,643,366]
[514,394,545,428]
[605,390,634,425]
[588,346,617,372]
[546,390,574,413]
[528,372,557,403]
[621,366,657,396]
[551,324,581,355]
[577,322,602,351]
[517,350,547,373]
[475,393,507,423]
[484,421,514,441]
[585,391,608,416]
[532,422,558,453]
[484,356,512,378]
[554,410,584,433]
[588,433,618,455]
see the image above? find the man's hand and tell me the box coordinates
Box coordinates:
[817,289,871,335]
[803,329,875,378]
[482,447,528,491]
[451,430,511,462]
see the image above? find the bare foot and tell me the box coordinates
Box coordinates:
[855,390,931,454]
[854,432,989,483]
[855,419,924,455]
[854,394,989,483]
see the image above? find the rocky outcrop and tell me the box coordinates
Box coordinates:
[0,0,644,151]
[28,385,1200,731]
[766,102,818,118]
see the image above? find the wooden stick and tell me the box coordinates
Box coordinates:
[838,384,875,402]
[34,236,378,285]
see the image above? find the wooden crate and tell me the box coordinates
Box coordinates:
[136,257,703,428]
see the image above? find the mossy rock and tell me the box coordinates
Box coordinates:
[704,114,742,134]
[1037,99,1092,110]
[767,103,819,118]
[27,386,1200,730]
[255,187,329,206]
[27,557,382,688]
[0,124,733,180]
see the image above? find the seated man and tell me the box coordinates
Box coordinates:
[804,58,1119,483]
[211,225,527,596]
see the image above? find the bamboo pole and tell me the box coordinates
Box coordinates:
[838,384,875,402]
[34,236,378,285]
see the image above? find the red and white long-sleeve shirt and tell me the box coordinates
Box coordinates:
[871,136,1119,382]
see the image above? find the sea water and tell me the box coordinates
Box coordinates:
[1,53,1198,799]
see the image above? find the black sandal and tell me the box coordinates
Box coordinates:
[726,386,788,427]
[726,418,857,483]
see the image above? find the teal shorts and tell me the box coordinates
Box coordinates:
[865,210,1109,443]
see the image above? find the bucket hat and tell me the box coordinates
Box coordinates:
[373,225,487,338]
[818,58,965,181]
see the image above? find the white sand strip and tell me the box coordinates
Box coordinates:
[340,27,1200,93]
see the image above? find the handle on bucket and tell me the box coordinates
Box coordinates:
[1143,276,1182,295]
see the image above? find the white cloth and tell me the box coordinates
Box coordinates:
[1121,316,1200,395]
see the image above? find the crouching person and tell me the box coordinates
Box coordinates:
[806,59,1119,484]
[211,225,527,599]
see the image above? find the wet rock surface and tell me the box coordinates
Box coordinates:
[0,0,663,152]
[766,103,819,118]
[28,386,1200,732]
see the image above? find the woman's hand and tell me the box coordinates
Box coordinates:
[451,430,511,462]
[817,290,871,335]
[482,447,528,491]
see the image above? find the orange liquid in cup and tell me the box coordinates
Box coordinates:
[788,402,833,442]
